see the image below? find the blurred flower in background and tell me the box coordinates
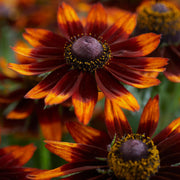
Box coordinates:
[0,0,58,30]
[9,2,167,126]
[0,139,38,180]
[0,42,64,141]
[27,95,180,180]
[135,0,180,82]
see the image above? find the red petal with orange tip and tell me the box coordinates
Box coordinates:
[111,33,161,57]
[23,28,66,47]
[25,65,70,99]
[0,144,36,167]
[6,99,34,119]
[37,105,62,141]
[137,95,159,137]
[162,45,180,82]
[45,70,83,105]
[8,60,64,75]
[66,121,111,149]
[95,68,140,111]
[102,13,136,43]
[12,46,64,59]
[111,57,168,72]
[105,62,161,88]
[72,73,98,125]
[28,161,106,180]
[105,99,132,138]
[44,141,107,163]
[86,3,107,36]
[57,2,84,38]
[0,167,39,180]
[153,117,180,145]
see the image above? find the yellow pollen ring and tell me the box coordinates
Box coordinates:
[108,134,160,180]
[137,1,180,35]
[64,33,111,72]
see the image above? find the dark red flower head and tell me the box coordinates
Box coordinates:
[27,95,180,180]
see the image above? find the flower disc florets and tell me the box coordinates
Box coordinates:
[136,1,180,44]
[108,134,160,180]
[64,34,111,72]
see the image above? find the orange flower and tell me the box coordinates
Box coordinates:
[27,95,180,180]
[9,3,168,125]
[135,0,180,82]
[0,142,38,180]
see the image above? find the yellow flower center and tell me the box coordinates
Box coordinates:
[64,34,111,72]
[108,134,160,180]
[136,1,180,42]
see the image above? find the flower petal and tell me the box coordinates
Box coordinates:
[137,95,159,137]
[12,46,64,59]
[102,13,136,43]
[95,68,140,111]
[0,144,36,167]
[105,99,132,139]
[25,65,70,99]
[158,166,180,178]
[111,33,161,57]
[72,73,98,125]
[150,175,169,180]
[57,2,84,38]
[44,141,107,162]
[8,60,64,75]
[6,99,34,119]
[153,117,180,145]
[163,46,180,82]
[24,28,66,47]
[0,88,25,104]
[157,166,180,179]
[28,161,106,180]
[0,167,39,180]
[66,121,111,149]
[110,57,168,72]
[105,62,161,88]
[37,105,62,141]
[160,152,180,166]
[61,169,105,180]
[23,28,66,48]
[86,3,107,36]
[157,134,180,159]
[45,70,83,105]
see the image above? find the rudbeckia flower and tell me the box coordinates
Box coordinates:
[0,142,38,180]
[135,1,180,44]
[9,3,168,124]
[27,95,180,180]
[135,0,180,82]
[0,55,63,141]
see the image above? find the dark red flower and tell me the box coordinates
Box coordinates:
[27,95,180,180]
[9,3,167,124]
[135,1,180,82]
